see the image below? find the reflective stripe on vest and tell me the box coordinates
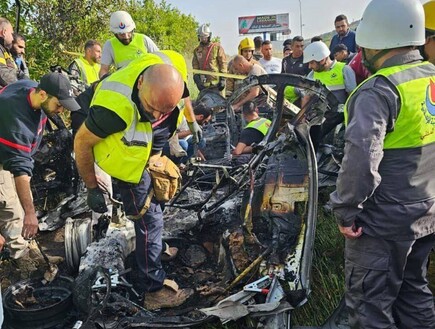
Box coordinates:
[153,50,188,83]
[74,57,100,85]
[110,33,148,70]
[245,117,271,135]
[344,62,435,149]
[313,61,345,91]
[0,50,17,68]
[92,52,187,183]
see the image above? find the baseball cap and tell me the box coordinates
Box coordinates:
[38,73,80,111]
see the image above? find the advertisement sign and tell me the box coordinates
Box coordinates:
[238,13,290,34]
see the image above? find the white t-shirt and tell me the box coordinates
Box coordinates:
[259,57,282,74]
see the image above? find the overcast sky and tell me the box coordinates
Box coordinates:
[162,0,429,55]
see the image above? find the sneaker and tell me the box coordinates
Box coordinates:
[143,279,194,310]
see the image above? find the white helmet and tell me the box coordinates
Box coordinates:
[197,24,211,38]
[356,0,425,50]
[110,11,136,34]
[303,41,331,63]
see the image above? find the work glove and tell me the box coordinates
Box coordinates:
[87,187,108,213]
[217,78,226,91]
[187,121,203,145]
[193,74,205,91]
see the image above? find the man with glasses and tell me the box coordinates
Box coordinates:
[74,51,194,310]
[0,73,80,273]
[99,11,159,78]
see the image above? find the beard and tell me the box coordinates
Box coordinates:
[40,98,56,117]
[116,35,133,45]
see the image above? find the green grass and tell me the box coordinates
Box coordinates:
[292,205,345,326]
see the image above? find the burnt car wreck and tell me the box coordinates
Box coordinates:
[2,73,351,329]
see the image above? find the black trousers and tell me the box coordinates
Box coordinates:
[345,232,435,329]
[117,170,165,294]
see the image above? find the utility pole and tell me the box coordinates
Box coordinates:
[298,0,303,36]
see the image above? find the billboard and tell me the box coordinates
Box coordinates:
[238,13,290,35]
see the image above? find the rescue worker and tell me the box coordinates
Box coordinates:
[74,51,194,310]
[69,40,102,86]
[11,33,29,79]
[422,0,435,64]
[192,24,227,94]
[232,101,271,156]
[304,41,356,104]
[226,37,257,97]
[0,73,80,273]
[330,0,435,327]
[0,17,17,87]
[99,11,159,78]
[303,41,357,147]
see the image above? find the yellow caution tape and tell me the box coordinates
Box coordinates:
[191,69,247,80]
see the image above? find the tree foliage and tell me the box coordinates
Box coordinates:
[5,0,198,79]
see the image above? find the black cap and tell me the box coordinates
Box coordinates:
[38,73,80,111]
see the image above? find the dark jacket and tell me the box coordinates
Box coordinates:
[0,80,47,176]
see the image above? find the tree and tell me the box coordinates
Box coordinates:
[13,0,198,79]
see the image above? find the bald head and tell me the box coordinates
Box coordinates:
[138,64,184,117]
[233,55,251,74]
[0,18,13,49]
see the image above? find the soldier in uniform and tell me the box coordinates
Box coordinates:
[0,17,17,87]
[192,24,227,95]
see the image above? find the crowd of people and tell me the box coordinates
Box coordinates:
[0,0,435,327]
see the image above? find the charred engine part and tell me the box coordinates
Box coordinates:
[78,226,134,275]
[197,88,240,152]
[3,276,74,329]
[201,122,231,161]
[50,64,87,95]
[32,118,77,204]
[73,266,111,315]
[73,218,136,315]
[93,214,111,241]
